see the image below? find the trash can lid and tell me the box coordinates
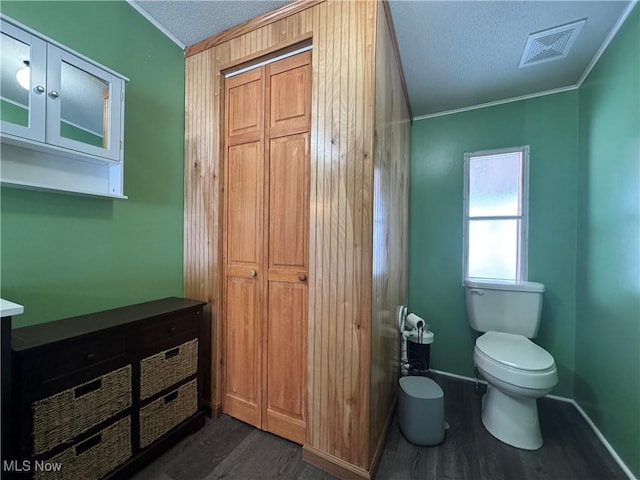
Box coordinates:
[399,376,443,399]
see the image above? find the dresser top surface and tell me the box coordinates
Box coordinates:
[12,297,206,351]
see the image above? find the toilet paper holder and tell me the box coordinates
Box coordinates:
[397,306,434,375]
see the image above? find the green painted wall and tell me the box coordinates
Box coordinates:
[0,1,186,327]
[575,5,639,476]
[410,92,579,397]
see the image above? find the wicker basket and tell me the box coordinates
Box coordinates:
[34,416,131,480]
[140,339,197,399]
[139,379,197,448]
[32,365,132,455]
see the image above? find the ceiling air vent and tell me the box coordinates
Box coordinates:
[519,19,586,68]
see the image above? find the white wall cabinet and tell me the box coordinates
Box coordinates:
[0,16,128,199]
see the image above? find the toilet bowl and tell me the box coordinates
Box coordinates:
[474,331,557,450]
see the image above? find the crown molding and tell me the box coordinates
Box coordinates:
[126,0,186,50]
[577,0,638,87]
[413,85,579,121]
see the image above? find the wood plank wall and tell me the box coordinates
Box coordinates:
[184,0,409,474]
[304,0,377,471]
[369,3,411,467]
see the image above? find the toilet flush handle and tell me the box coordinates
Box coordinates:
[469,289,485,296]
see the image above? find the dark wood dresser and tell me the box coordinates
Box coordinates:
[9,297,207,480]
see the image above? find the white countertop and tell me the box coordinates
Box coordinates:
[1,298,24,317]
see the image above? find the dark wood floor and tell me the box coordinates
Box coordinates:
[132,374,628,480]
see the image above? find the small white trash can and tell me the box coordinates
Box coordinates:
[398,376,445,446]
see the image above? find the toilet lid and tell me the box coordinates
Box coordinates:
[476,331,555,371]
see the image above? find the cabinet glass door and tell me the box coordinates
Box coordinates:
[59,60,109,148]
[0,20,46,140]
[46,45,123,162]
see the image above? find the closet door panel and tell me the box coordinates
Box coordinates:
[268,133,309,273]
[268,52,311,139]
[265,281,307,444]
[226,68,264,146]
[223,66,265,429]
[226,142,263,269]
[264,52,310,444]
[223,276,261,425]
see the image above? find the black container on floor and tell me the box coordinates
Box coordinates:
[407,338,430,375]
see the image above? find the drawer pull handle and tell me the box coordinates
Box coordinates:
[74,379,102,398]
[85,353,96,362]
[169,326,177,334]
[75,433,101,456]
[164,391,179,404]
[165,347,180,360]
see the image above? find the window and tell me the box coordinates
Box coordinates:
[463,146,529,281]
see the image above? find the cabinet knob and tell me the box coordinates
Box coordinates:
[85,353,95,362]
[169,326,177,334]
[33,85,45,94]
[250,270,257,278]
[299,273,307,282]
[48,90,60,99]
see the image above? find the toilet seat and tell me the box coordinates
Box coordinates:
[476,331,554,370]
[474,331,557,389]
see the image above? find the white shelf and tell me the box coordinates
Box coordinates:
[1,178,128,200]
[1,133,120,167]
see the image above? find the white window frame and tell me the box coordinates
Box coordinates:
[462,145,530,283]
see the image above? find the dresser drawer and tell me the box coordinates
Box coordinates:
[141,311,199,353]
[140,380,198,448]
[140,339,198,400]
[35,416,131,480]
[32,365,132,455]
[21,330,130,387]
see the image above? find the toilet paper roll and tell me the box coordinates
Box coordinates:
[406,313,425,330]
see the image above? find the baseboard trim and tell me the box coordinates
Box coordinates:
[430,368,487,385]
[431,369,637,480]
[303,445,370,480]
[369,392,398,477]
[571,400,637,480]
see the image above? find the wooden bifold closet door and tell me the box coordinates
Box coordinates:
[222,50,311,445]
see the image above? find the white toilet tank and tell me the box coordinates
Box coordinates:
[464,279,545,338]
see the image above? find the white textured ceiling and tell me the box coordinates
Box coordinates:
[389,0,632,117]
[133,0,288,47]
[131,0,635,117]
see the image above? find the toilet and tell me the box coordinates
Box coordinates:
[465,279,558,450]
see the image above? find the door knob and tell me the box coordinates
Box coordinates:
[298,274,307,282]
[33,85,45,94]
[48,90,60,99]
[250,270,257,277]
